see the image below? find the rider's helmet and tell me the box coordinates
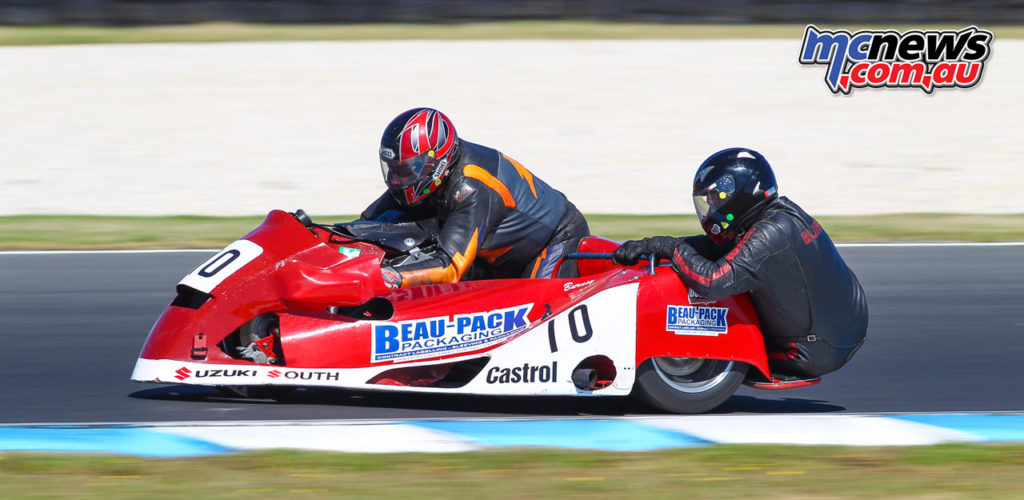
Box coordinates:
[379,107,460,207]
[692,148,778,244]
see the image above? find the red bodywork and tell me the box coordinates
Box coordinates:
[138,210,773,386]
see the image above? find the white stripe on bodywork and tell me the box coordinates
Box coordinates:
[132,282,640,396]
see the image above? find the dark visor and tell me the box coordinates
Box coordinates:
[381,155,429,190]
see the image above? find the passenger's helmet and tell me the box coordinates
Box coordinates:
[692,148,778,244]
[379,108,460,207]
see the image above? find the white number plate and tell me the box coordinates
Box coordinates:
[178,240,264,293]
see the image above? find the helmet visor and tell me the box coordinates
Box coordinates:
[693,193,713,224]
[381,155,430,191]
[693,174,735,224]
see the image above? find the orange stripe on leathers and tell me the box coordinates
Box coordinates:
[503,154,537,198]
[463,164,516,208]
[399,229,479,287]
[529,248,548,279]
[478,245,514,264]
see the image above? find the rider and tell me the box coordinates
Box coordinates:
[613,148,868,380]
[361,107,590,288]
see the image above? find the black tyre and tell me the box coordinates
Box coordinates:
[238,314,280,354]
[224,313,285,364]
[634,357,747,414]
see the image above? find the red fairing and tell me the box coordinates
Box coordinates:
[575,236,622,275]
[139,210,389,361]
[277,269,638,368]
[138,210,770,386]
[140,212,638,368]
[142,306,242,364]
[635,266,771,379]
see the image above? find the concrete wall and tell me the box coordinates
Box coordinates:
[1,39,1021,216]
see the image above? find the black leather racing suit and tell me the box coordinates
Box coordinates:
[361,140,590,287]
[637,197,868,378]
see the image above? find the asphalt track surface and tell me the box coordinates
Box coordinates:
[2,245,1023,423]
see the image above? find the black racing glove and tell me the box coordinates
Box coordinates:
[612,240,649,266]
[613,236,685,266]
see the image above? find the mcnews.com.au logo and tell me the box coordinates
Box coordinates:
[799,25,993,94]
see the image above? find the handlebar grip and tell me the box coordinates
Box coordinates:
[564,252,614,260]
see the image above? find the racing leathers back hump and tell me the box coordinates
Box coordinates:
[670,197,868,378]
[361,140,589,287]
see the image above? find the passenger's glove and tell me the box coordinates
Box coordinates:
[613,236,685,266]
[612,240,650,266]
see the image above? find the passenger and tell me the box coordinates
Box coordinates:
[613,148,868,379]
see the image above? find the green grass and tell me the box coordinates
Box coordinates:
[1,21,1022,45]
[1,213,1021,250]
[3,444,1024,498]
[0,215,272,250]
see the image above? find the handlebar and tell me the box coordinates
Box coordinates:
[564,252,614,260]
[565,252,658,275]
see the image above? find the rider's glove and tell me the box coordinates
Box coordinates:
[380,265,403,289]
[612,240,649,266]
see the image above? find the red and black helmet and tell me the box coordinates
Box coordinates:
[692,148,778,244]
[379,108,460,207]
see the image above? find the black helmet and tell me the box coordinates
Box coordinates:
[379,108,460,207]
[692,148,778,244]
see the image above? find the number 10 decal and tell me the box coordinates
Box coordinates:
[548,304,593,353]
[179,240,263,293]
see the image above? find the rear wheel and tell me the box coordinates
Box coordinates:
[634,357,747,413]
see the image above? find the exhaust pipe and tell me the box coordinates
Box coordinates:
[571,368,599,390]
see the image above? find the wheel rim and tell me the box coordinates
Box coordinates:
[651,357,735,394]
[241,314,278,344]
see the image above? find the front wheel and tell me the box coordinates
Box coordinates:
[633,357,747,413]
